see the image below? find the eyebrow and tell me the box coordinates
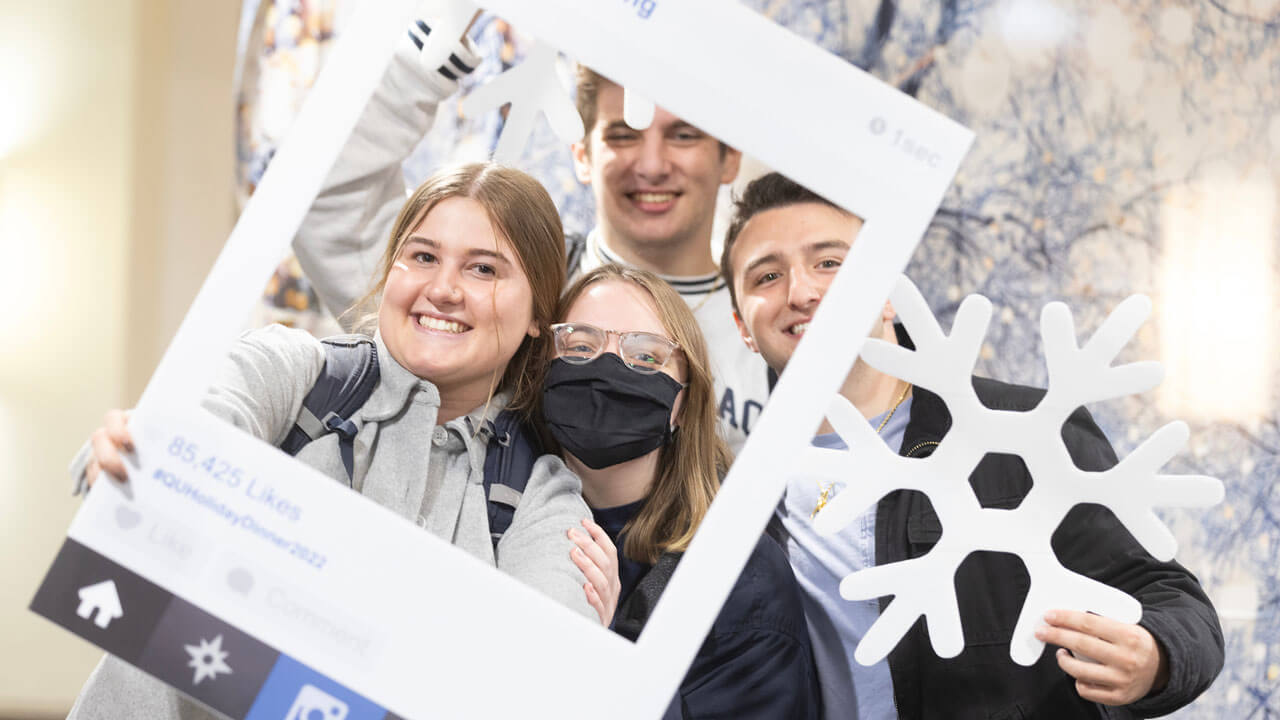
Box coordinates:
[741,251,783,279]
[805,239,850,255]
[740,238,850,278]
[601,120,641,133]
[601,119,701,135]
[404,236,511,264]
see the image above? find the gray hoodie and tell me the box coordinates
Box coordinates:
[67,325,592,719]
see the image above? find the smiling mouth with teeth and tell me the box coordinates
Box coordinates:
[630,191,677,204]
[417,315,470,334]
[786,322,810,337]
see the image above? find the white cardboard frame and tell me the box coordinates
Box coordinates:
[65,1,974,717]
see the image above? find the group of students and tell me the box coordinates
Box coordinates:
[71,13,1225,720]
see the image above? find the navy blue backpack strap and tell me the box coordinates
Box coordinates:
[279,335,379,485]
[482,410,543,548]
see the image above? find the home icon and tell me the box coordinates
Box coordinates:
[76,580,123,629]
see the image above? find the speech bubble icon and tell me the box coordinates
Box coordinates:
[227,567,254,596]
[114,504,142,531]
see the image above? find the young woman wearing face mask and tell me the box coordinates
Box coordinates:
[545,265,821,719]
[70,163,598,720]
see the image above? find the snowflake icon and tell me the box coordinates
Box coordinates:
[185,634,233,686]
[809,275,1224,667]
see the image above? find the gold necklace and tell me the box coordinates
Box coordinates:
[811,381,912,519]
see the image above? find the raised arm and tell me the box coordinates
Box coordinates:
[292,13,482,325]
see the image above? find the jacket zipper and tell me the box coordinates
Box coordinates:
[905,440,939,457]
[890,438,940,716]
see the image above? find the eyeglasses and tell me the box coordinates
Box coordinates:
[550,322,681,374]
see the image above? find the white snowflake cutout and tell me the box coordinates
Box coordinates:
[810,274,1224,666]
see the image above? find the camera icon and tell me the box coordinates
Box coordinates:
[283,684,349,720]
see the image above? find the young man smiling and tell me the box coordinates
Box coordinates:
[720,172,1224,720]
[294,27,770,453]
[566,66,768,453]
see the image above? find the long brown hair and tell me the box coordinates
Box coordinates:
[556,265,731,564]
[350,163,566,417]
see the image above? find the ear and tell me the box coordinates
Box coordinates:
[878,300,897,342]
[719,145,743,185]
[733,310,758,353]
[527,319,541,339]
[571,139,593,185]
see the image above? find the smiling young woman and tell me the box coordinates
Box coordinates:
[68,163,600,720]
[352,162,567,425]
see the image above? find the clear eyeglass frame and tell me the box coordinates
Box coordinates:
[550,322,682,375]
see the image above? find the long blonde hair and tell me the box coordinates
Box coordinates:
[555,265,731,564]
[350,163,566,417]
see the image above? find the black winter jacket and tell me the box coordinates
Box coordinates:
[612,535,821,720]
[880,371,1224,719]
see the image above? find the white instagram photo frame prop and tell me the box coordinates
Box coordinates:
[48,1,973,717]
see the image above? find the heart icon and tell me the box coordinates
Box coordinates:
[227,567,254,595]
[115,504,142,530]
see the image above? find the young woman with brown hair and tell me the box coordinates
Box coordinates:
[548,264,820,719]
[71,163,597,719]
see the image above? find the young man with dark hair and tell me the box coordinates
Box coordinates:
[720,172,1224,719]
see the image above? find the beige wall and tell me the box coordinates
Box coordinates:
[0,0,236,714]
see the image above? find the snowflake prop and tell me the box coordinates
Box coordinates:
[448,0,655,162]
[810,275,1224,667]
[459,40,583,163]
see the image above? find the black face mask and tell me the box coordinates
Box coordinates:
[542,354,684,470]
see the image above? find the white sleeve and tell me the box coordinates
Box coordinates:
[291,23,483,327]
